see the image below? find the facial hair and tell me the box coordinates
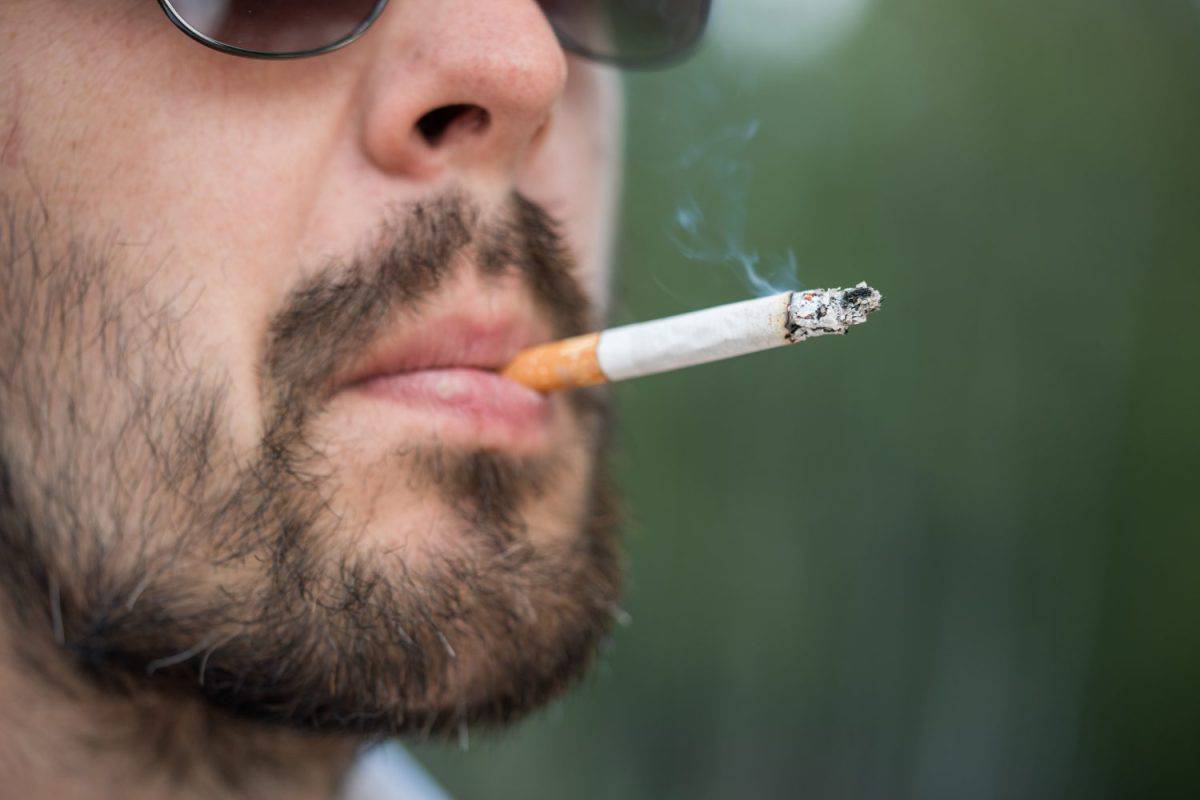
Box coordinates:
[0,190,621,744]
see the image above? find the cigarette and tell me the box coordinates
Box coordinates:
[502,282,883,392]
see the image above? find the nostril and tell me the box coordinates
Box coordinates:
[416,104,491,147]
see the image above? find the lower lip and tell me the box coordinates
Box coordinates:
[349,368,552,441]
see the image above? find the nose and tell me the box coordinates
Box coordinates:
[358,0,569,181]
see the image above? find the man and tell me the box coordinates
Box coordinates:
[0,1,710,798]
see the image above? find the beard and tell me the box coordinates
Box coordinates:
[0,190,621,740]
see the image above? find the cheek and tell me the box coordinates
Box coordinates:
[2,4,362,447]
[517,61,623,321]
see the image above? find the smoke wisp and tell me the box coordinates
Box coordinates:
[668,119,803,297]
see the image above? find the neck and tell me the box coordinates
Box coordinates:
[0,632,359,800]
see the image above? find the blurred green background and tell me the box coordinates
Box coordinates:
[414,0,1200,796]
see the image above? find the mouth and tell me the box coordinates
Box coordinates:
[332,305,556,447]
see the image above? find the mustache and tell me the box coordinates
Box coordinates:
[259,190,591,419]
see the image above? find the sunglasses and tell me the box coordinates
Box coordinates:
[157,0,712,67]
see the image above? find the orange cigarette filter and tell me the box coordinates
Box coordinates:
[500,332,605,393]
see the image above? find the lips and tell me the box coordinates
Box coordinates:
[339,315,543,386]
[331,305,555,444]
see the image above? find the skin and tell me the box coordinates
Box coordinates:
[0,1,623,798]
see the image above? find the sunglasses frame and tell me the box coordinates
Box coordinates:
[548,0,713,68]
[158,0,389,60]
[157,0,712,68]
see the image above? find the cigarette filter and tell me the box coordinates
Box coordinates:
[502,282,882,393]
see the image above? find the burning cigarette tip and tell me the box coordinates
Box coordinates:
[785,282,883,343]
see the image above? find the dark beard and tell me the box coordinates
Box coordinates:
[0,190,621,744]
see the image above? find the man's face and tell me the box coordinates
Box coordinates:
[0,0,622,734]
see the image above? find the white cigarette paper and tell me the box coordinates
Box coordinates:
[501,283,883,392]
[596,282,883,382]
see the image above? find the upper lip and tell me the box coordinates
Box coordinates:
[333,302,551,393]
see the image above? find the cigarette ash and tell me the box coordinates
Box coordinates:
[784,282,883,343]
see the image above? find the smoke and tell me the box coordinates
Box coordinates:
[668,119,803,297]
[649,0,880,298]
[665,0,1200,300]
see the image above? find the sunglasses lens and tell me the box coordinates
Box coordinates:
[165,0,381,55]
[538,0,710,66]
